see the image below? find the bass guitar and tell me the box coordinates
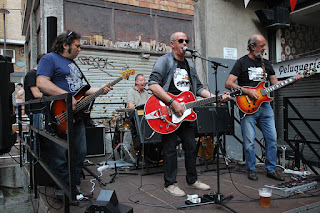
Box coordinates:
[144,89,242,134]
[236,68,316,114]
[51,68,135,134]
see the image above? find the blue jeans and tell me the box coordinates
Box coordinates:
[49,120,87,186]
[162,122,197,187]
[240,102,277,173]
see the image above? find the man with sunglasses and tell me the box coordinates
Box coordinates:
[37,31,112,200]
[148,32,230,197]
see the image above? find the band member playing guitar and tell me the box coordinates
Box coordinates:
[225,34,303,182]
[36,31,112,199]
[148,32,230,197]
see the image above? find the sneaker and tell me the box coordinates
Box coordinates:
[186,180,211,190]
[248,170,258,181]
[267,171,285,181]
[164,183,186,197]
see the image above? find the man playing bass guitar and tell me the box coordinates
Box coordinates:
[36,31,112,199]
[225,34,303,182]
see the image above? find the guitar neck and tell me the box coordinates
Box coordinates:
[264,76,296,94]
[184,95,220,109]
[74,76,123,113]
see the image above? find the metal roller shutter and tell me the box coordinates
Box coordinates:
[75,48,160,119]
[274,74,320,167]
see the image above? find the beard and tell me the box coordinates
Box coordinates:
[253,50,264,59]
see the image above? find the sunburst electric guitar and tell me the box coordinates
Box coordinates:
[236,68,317,114]
[144,88,242,134]
[51,68,135,134]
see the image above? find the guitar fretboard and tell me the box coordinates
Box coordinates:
[74,76,123,113]
[184,95,221,109]
[263,77,296,95]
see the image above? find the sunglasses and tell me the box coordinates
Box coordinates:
[67,31,73,37]
[176,39,189,44]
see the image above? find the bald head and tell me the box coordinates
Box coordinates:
[170,32,185,42]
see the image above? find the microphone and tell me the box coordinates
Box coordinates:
[183,47,197,53]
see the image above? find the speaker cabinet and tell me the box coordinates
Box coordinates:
[47,16,57,51]
[129,105,162,150]
[0,59,16,154]
[86,126,105,157]
[85,190,133,213]
[194,106,233,136]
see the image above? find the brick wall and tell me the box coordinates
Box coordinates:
[105,0,194,15]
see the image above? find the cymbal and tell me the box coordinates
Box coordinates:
[116,108,134,113]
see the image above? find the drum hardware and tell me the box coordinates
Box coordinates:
[116,108,135,113]
[107,117,136,163]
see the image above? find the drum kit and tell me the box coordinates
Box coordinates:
[106,106,216,165]
[109,107,163,164]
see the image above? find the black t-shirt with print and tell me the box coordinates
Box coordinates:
[168,59,192,95]
[230,55,275,87]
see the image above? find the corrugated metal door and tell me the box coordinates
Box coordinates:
[274,74,320,166]
[75,48,159,119]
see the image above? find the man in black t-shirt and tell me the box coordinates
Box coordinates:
[225,34,285,181]
[24,53,45,154]
[148,32,230,197]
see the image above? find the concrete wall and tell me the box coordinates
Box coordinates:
[194,0,269,86]
[41,0,64,53]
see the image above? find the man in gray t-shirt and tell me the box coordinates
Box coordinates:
[127,74,149,108]
[123,74,150,162]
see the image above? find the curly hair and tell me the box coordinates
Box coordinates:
[50,30,81,53]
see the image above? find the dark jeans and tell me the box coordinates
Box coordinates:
[49,120,87,186]
[162,121,197,187]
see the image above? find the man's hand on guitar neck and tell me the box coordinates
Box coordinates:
[85,83,113,95]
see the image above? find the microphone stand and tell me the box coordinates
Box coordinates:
[179,52,237,213]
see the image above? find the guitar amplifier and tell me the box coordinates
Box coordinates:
[194,106,233,136]
[129,104,162,150]
[86,126,106,157]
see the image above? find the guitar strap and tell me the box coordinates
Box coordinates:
[73,60,91,87]
[261,57,267,81]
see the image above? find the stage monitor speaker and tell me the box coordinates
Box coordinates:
[86,126,105,157]
[47,16,57,51]
[129,104,162,150]
[0,59,16,154]
[194,106,233,136]
[85,190,133,213]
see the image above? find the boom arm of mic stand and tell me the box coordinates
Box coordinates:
[191,53,228,69]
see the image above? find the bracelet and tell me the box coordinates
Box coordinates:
[168,98,175,105]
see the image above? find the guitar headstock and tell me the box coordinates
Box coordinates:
[121,68,135,80]
[302,68,317,78]
[230,87,243,97]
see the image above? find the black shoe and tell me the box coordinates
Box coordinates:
[248,170,258,181]
[267,171,285,181]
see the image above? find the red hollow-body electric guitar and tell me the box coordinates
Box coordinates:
[145,89,242,134]
[236,68,316,114]
[51,68,135,134]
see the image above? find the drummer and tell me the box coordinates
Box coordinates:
[123,74,151,162]
[127,74,150,108]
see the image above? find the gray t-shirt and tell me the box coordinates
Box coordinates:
[127,86,149,106]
